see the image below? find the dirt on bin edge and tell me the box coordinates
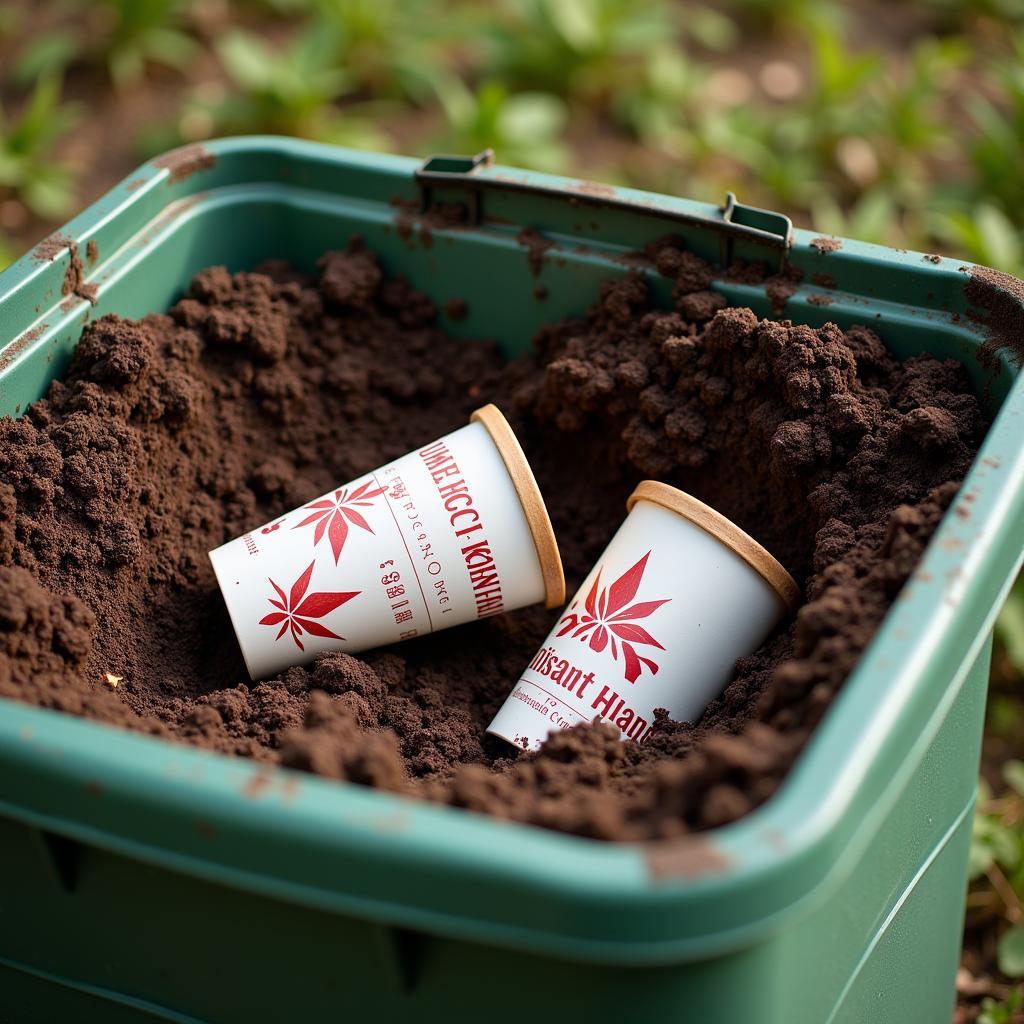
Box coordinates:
[0,235,986,842]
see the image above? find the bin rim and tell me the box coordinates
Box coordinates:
[0,135,1022,964]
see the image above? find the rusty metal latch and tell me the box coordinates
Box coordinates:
[414,150,793,272]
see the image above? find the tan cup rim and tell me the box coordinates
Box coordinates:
[626,481,800,613]
[470,405,566,609]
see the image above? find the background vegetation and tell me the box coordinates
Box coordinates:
[0,2,1022,1018]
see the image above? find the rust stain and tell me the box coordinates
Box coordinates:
[0,323,47,372]
[242,771,272,798]
[572,178,617,198]
[810,236,842,254]
[85,781,104,798]
[645,837,732,880]
[33,232,73,262]
[153,143,216,185]
[125,177,147,192]
[195,819,218,839]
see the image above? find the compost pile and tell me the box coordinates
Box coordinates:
[0,238,984,840]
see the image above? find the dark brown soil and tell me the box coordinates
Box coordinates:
[966,264,1024,369]
[0,237,985,840]
[810,236,843,253]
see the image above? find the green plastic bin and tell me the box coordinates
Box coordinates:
[0,137,1022,1023]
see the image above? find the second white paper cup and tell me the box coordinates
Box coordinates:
[487,481,799,750]
[210,405,564,680]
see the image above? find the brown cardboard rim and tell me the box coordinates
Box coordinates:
[626,481,801,613]
[470,405,566,609]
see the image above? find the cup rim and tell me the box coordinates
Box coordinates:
[470,405,566,609]
[626,481,800,613]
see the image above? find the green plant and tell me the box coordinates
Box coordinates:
[0,233,16,273]
[968,33,1024,238]
[863,37,967,206]
[931,202,1024,277]
[311,0,466,105]
[14,0,199,87]
[430,80,569,173]
[997,574,1024,675]
[485,0,686,111]
[979,985,1024,1024]
[0,75,79,219]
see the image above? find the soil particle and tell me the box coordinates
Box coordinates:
[765,266,804,317]
[965,265,1024,368]
[533,285,548,300]
[924,254,942,264]
[153,144,216,184]
[34,234,97,306]
[808,294,833,307]
[444,297,468,321]
[0,237,984,841]
[811,272,836,289]
[34,232,76,264]
[810,236,843,254]
[86,240,99,265]
[0,324,47,373]
[517,227,554,276]
[391,198,467,249]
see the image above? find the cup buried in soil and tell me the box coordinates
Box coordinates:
[488,481,799,750]
[209,405,564,680]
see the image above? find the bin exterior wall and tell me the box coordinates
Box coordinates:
[0,138,1022,1021]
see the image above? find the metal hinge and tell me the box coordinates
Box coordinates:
[414,150,793,272]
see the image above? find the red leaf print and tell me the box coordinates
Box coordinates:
[605,552,650,616]
[295,590,359,618]
[327,513,349,564]
[555,614,579,637]
[294,618,343,640]
[584,568,602,618]
[348,481,387,503]
[291,479,386,565]
[555,551,670,685]
[609,599,670,621]
[289,562,314,609]
[342,507,371,532]
[609,622,664,648]
[622,644,642,685]
[260,563,361,652]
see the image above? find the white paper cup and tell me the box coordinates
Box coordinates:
[210,405,564,680]
[488,480,799,750]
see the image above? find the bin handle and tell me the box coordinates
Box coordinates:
[415,149,793,272]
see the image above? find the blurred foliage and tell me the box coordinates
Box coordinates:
[0,74,78,219]
[3,0,1024,275]
[998,575,1024,679]
[14,0,198,86]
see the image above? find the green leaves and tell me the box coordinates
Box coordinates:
[0,75,79,219]
[433,81,569,174]
[997,575,1024,676]
[1000,927,1024,978]
[12,0,199,87]
[979,985,1023,1024]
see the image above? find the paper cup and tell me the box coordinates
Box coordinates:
[488,480,799,750]
[210,405,564,680]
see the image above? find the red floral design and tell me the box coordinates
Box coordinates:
[259,561,360,651]
[291,479,387,564]
[556,550,669,684]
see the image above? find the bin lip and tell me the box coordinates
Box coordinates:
[0,135,1023,961]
